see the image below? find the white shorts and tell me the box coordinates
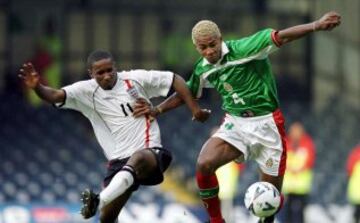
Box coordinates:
[213,109,287,176]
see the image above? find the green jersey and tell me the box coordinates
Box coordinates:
[187,28,280,117]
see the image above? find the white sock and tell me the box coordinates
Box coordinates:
[99,170,134,209]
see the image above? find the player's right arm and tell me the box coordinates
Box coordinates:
[18,62,65,104]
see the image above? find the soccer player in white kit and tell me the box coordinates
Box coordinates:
[18,50,210,223]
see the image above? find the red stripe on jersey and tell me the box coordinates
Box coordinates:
[145,115,151,148]
[271,30,282,47]
[124,80,132,89]
[272,109,287,176]
[123,79,151,148]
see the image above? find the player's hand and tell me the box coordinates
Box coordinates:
[314,11,341,31]
[18,62,40,89]
[132,98,157,118]
[192,108,211,123]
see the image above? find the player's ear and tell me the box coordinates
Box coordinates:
[88,69,94,78]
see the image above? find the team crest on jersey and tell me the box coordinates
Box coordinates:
[223,82,233,92]
[265,158,274,168]
[127,87,139,98]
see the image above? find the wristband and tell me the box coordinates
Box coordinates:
[154,106,163,115]
[155,106,164,114]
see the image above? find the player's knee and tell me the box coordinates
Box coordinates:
[196,157,215,174]
[128,150,157,172]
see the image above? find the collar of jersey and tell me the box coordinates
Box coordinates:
[202,42,229,66]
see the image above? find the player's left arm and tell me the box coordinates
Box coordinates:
[277,11,341,45]
[132,74,210,122]
[171,74,210,122]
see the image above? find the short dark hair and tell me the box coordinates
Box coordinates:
[87,50,114,69]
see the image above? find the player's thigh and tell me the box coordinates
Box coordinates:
[197,137,243,172]
[127,149,158,179]
[100,189,133,223]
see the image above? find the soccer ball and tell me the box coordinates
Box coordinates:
[244,181,281,217]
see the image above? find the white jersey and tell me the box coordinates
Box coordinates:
[57,70,174,160]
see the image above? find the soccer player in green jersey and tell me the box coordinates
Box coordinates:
[133,11,341,223]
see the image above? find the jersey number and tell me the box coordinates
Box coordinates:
[231,93,245,105]
[120,103,133,116]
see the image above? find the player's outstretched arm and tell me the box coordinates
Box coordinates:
[18,62,65,104]
[277,11,341,45]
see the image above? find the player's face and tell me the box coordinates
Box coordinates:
[194,35,222,64]
[89,58,117,90]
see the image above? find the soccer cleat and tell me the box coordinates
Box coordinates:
[80,189,99,219]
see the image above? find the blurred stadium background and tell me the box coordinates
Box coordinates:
[0,0,359,222]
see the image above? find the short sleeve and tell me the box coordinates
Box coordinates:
[186,68,215,99]
[55,80,93,112]
[186,72,201,98]
[122,70,174,98]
